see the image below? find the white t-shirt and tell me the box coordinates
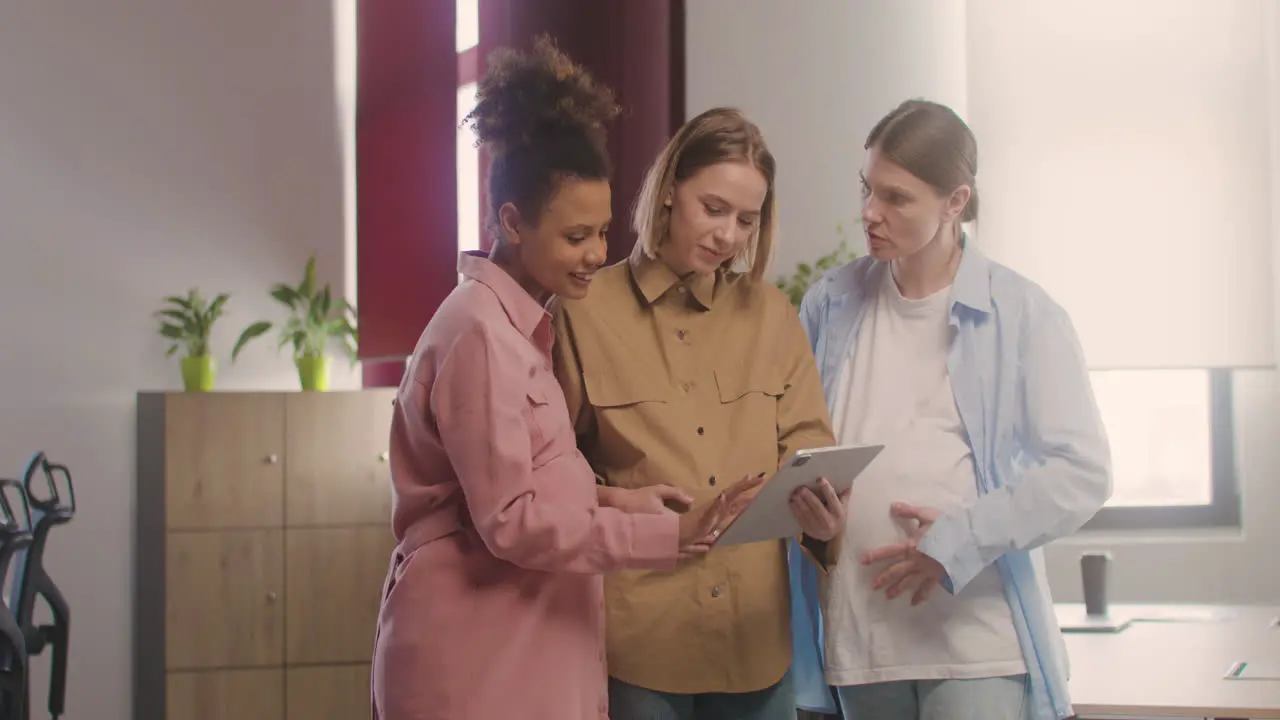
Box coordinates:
[823,269,1026,686]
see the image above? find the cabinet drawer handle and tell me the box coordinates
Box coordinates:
[266,591,277,603]
[378,451,389,463]
[265,454,279,464]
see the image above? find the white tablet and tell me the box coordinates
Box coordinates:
[715,444,884,547]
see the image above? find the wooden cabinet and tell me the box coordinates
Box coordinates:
[165,530,285,669]
[162,393,286,530]
[285,527,391,665]
[284,391,395,527]
[136,391,397,720]
[166,669,284,720]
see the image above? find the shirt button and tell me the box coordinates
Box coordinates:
[681,382,692,392]
[696,426,705,435]
[677,286,687,294]
[709,476,717,486]
[711,586,723,598]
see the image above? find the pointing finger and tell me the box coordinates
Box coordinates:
[861,542,910,566]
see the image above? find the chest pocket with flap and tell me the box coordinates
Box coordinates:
[714,365,786,449]
[583,366,671,409]
[524,385,572,462]
[714,365,786,404]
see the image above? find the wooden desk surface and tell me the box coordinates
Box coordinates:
[1061,603,1280,719]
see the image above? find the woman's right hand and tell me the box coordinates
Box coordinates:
[676,473,767,557]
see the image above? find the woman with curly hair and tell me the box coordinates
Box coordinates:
[370,38,758,720]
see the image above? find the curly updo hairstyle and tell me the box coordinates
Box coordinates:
[462,35,620,245]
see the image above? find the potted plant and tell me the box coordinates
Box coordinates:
[231,255,359,391]
[776,222,859,308]
[155,289,230,391]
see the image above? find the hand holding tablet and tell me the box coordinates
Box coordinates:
[714,444,884,547]
[789,477,847,541]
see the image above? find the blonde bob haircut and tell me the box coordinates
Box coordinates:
[630,107,778,281]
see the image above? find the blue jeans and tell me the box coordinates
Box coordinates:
[608,668,797,720]
[836,675,1029,720]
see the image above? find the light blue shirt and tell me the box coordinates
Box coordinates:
[786,241,1112,719]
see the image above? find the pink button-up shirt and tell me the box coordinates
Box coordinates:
[371,252,680,720]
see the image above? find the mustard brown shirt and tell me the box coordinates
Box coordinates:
[551,252,836,695]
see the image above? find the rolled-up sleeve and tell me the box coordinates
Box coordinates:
[776,308,837,465]
[774,304,839,570]
[919,297,1113,593]
[429,323,679,574]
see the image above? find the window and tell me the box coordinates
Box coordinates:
[456,0,481,281]
[456,0,478,53]
[458,0,481,274]
[967,3,1269,532]
[1083,369,1239,531]
[456,81,479,257]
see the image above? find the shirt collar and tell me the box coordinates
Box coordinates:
[628,251,718,309]
[950,233,993,314]
[458,251,552,341]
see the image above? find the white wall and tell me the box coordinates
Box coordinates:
[687,0,967,279]
[0,1,358,718]
[687,0,1280,605]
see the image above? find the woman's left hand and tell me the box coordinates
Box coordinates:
[790,478,848,542]
[861,502,948,606]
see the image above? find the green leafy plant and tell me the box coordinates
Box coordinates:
[155,289,230,358]
[231,255,359,365]
[775,222,859,308]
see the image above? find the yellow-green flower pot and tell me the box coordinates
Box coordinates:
[295,354,331,391]
[180,355,217,392]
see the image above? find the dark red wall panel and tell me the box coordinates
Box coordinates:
[356,0,458,365]
[359,1,684,386]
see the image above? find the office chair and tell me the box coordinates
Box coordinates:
[11,453,75,720]
[0,477,33,720]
